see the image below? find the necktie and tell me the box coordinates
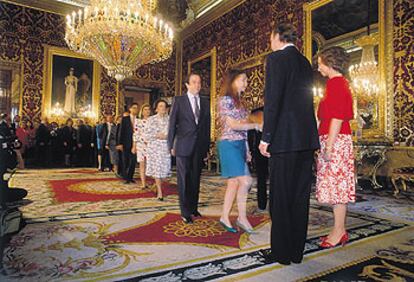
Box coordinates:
[194,96,200,123]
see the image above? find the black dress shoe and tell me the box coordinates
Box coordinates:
[192,211,202,217]
[258,249,291,265]
[124,180,131,184]
[130,179,136,183]
[181,216,193,224]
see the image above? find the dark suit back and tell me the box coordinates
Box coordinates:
[168,95,211,157]
[262,46,319,153]
[102,123,117,147]
[118,116,134,151]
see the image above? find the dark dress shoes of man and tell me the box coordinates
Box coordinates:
[258,249,303,266]
[192,211,202,217]
[181,216,193,224]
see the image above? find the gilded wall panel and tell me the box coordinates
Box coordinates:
[181,0,413,145]
[393,0,414,143]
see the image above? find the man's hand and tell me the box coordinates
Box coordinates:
[259,142,270,158]
[131,146,136,154]
[105,145,109,150]
[171,149,176,157]
[77,144,82,148]
[116,145,123,151]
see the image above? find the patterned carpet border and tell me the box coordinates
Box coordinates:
[298,238,414,282]
[117,208,409,282]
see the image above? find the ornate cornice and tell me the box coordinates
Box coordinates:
[0,0,85,15]
[180,0,246,40]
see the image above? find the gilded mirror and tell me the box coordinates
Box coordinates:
[187,47,217,140]
[304,0,394,140]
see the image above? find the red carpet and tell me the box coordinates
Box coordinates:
[49,178,178,203]
[103,213,269,249]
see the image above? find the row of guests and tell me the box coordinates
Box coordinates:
[113,101,171,200]
[10,117,108,168]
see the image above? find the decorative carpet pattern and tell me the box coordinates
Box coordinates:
[1,205,410,281]
[9,169,233,221]
[2,169,413,282]
[298,238,414,282]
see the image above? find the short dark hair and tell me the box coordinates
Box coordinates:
[272,22,297,44]
[318,46,350,75]
[129,103,139,109]
[153,99,168,111]
[185,72,202,84]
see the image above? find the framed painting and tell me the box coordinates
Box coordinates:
[42,46,100,122]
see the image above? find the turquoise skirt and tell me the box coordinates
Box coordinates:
[218,140,250,178]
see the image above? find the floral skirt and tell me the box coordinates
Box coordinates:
[316,134,356,205]
[145,140,171,179]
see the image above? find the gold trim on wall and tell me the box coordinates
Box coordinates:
[0,58,23,117]
[42,45,101,122]
[181,0,246,40]
[187,47,217,140]
[303,0,394,141]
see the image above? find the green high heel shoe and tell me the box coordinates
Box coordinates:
[219,220,237,233]
[236,219,255,234]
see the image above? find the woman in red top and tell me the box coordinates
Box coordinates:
[316,46,355,248]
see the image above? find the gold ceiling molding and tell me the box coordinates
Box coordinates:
[1,0,85,15]
[180,0,246,40]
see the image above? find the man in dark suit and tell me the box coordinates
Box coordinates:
[35,117,50,167]
[76,119,93,167]
[168,73,211,224]
[258,23,320,265]
[117,103,139,184]
[102,114,119,175]
[248,124,269,212]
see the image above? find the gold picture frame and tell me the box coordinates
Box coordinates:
[303,0,394,141]
[42,45,101,123]
[187,47,217,140]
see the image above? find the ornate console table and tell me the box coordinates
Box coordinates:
[354,140,392,189]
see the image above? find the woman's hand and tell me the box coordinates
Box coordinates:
[323,146,332,162]
[246,151,252,163]
[156,133,167,140]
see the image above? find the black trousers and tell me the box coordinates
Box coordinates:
[176,151,203,217]
[269,150,314,263]
[122,150,136,181]
[255,153,269,210]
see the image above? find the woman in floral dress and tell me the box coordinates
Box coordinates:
[316,46,355,248]
[145,100,171,200]
[135,104,151,189]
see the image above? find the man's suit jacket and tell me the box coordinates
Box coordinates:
[168,94,211,158]
[117,116,134,151]
[102,122,117,148]
[77,124,92,146]
[262,46,320,153]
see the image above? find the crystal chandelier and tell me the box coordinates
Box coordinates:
[349,34,379,96]
[65,0,173,81]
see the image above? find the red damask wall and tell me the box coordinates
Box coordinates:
[0,1,176,120]
[182,0,414,143]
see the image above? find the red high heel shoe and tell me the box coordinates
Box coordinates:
[320,232,349,248]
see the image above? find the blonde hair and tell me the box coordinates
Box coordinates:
[139,103,151,119]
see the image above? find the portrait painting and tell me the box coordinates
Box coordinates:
[43,46,100,120]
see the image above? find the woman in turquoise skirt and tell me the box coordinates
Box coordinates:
[217,69,262,233]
